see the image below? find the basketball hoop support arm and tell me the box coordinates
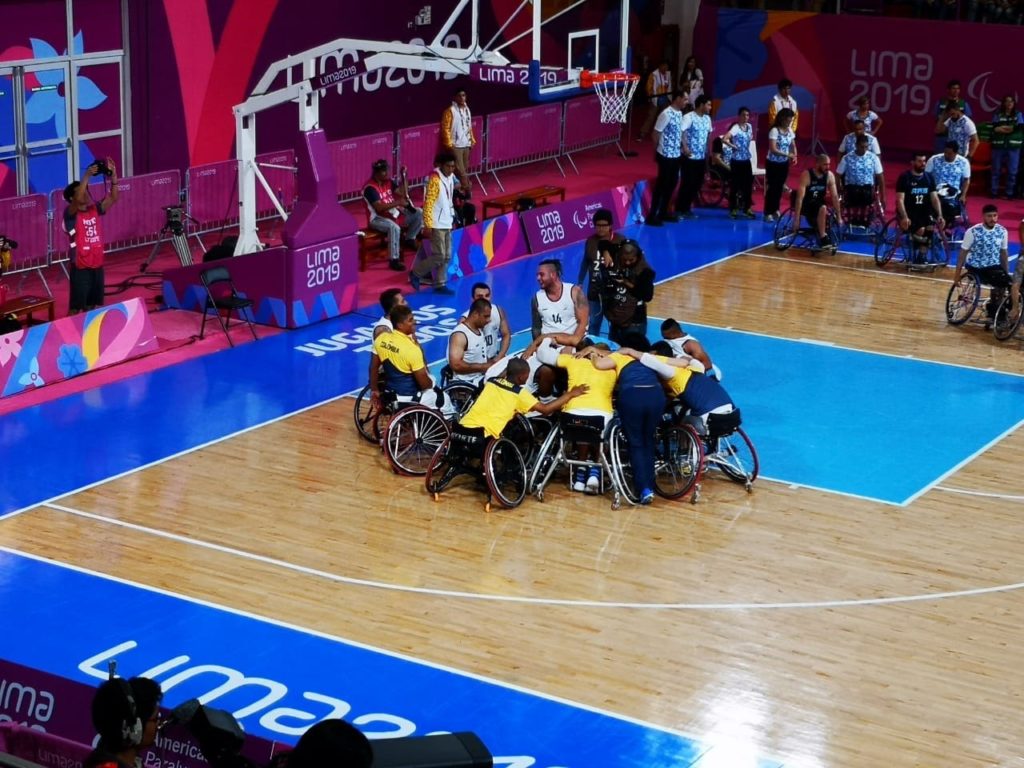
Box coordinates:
[232,0,506,254]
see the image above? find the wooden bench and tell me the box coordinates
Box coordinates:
[358,229,389,271]
[481,184,567,218]
[0,294,56,326]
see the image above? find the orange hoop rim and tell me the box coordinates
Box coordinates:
[580,69,639,89]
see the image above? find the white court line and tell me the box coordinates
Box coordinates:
[0,545,725,751]
[748,250,952,283]
[43,502,1024,610]
[935,486,1024,501]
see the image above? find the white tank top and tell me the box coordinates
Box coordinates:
[536,283,577,335]
[481,304,502,359]
[450,321,489,382]
[667,335,696,358]
[374,315,393,336]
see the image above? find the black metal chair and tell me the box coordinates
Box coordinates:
[199,266,258,347]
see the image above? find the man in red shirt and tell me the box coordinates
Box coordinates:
[63,158,120,314]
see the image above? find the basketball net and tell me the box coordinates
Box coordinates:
[580,70,640,124]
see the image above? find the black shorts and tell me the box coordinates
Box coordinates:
[968,265,1013,289]
[69,265,105,311]
[906,212,934,234]
[843,185,873,208]
[800,200,824,224]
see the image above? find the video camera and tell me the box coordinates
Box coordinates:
[92,160,114,177]
[164,205,185,235]
[163,699,492,768]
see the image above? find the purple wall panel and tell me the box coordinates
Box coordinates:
[486,105,562,168]
[563,95,620,149]
[469,115,485,173]
[255,149,297,215]
[186,159,237,227]
[329,131,394,201]
[397,123,442,185]
[0,194,49,271]
[520,190,618,253]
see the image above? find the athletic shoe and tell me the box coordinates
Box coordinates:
[408,271,421,291]
[388,260,405,272]
[640,489,655,505]
[573,469,586,493]
[586,467,601,492]
[764,213,777,223]
[729,210,738,219]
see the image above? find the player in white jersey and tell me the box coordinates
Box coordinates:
[466,282,511,360]
[530,259,588,349]
[447,298,493,384]
[660,318,720,379]
[372,287,408,339]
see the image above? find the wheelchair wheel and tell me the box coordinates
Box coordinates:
[945,273,981,325]
[606,422,640,505]
[874,217,903,266]
[773,209,798,251]
[384,405,451,476]
[927,230,950,268]
[825,212,841,255]
[653,424,704,500]
[353,384,378,443]
[709,427,759,491]
[528,423,562,501]
[484,437,527,508]
[443,381,478,419]
[699,168,726,208]
[424,437,458,497]
[867,208,887,244]
[993,295,1023,341]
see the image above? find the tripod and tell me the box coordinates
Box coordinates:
[140,207,205,272]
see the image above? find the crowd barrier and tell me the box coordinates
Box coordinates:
[0,94,623,288]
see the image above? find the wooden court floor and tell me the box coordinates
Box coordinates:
[3,247,1024,767]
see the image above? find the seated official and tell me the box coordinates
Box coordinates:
[448,297,493,385]
[370,304,443,409]
[535,337,617,492]
[363,159,423,272]
[459,358,587,441]
[642,342,737,433]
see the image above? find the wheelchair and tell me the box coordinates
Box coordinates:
[698,164,729,209]
[946,267,1014,330]
[874,216,949,271]
[528,413,631,508]
[424,422,528,511]
[685,409,759,503]
[838,190,886,244]
[773,204,841,254]
[606,417,705,502]
[383,403,452,476]
[353,369,478,445]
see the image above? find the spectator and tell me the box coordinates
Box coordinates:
[637,60,672,142]
[601,240,655,344]
[937,102,979,162]
[722,106,756,218]
[63,157,120,314]
[768,78,799,135]
[678,55,704,108]
[846,96,883,135]
[990,95,1023,198]
[934,80,973,152]
[578,208,625,336]
[410,152,457,296]
[676,95,713,220]
[363,159,423,272]
[764,107,797,222]
[441,87,476,188]
[646,92,687,227]
[84,677,162,768]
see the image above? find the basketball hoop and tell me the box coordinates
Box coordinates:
[580,70,640,124]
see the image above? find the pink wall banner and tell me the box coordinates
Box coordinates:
[186,159,237,228]
[519,190,621,253]
[0,298,157,398]
[256,149,297,216]
[398,116,486,186]
[162,237,359,329]
[562,95,620,151]
[0,659,279,768]
[450,212,529,275]
[330,131,395,201]
[486,105,562,168]
[0,194,49,271]
[700,8,1018,153]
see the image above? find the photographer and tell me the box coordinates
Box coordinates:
[577,208,624,336]
[63,157,119,314]
[84,676,162,768]
[601,240,655,345]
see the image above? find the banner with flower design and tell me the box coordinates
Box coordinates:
[0,298,156,398]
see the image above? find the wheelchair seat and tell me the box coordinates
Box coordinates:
[560,413,607,444]
[707,408,742,439]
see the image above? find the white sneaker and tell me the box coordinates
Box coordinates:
[573,471,586,493]
[586,471,601,492]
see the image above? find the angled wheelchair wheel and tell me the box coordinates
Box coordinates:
[993,295,1023,341]
[867,208,887,244]
[927,230,950,268]
[443,381,478,419]
[528,422,562,501]
[606,421,640,505]
[699,168,726,208]
[424,437,458,497]
[826,211,842,254]
[773,209,798,251]
[873,217,902,266]
[384,405,451,476]
[353,384,378,443]
[653,424,704,500]
[709,427,759,490]
[484,437,527,508]
[945,273,981,325]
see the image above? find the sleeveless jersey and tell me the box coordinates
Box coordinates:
[666,335,697,358]
[449,321,489,383]
[536,283,577,335]
[805,169,828,205]
[481,304,503,359]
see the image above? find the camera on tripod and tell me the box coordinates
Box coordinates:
[92,160,114,177]
[164,205,185,235]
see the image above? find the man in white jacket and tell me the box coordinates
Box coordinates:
[410,152,458,296]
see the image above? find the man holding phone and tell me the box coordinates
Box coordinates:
[63,157,119,313]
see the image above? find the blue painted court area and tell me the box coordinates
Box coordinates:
[685,323,1024,505]
[0,550,782,768]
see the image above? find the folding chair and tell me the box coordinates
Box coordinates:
[199,266,258,346]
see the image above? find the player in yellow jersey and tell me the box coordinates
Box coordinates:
[369,304,443,409]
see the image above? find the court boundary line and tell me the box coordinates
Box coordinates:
[746,250,952,283]
[936,485,1024,501]
[39,502,1024,610]
[0,544,774,760]
[1,239,773,521]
